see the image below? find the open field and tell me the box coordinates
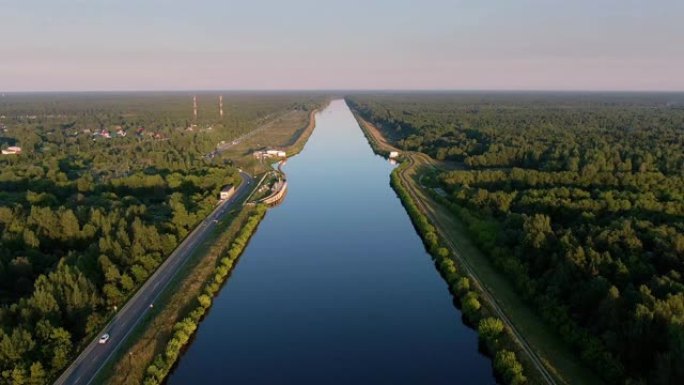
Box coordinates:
[215,103,325,174]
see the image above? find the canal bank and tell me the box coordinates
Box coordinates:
[98,107,323,385]
[98,197,265,385]
[349,100,603,385]
[165,100,497,385]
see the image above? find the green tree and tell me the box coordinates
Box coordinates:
[478,317,505,343]
[28,362,46,385]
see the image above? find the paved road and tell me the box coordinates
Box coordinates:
[53,171,254,385]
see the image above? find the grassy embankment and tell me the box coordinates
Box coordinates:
[283,105,326,157]
[351,107,602,385]
[350,110,392,158]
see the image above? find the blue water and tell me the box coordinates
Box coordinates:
[165,100,496,385]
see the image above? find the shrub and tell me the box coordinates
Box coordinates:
[494,349,527,385]
[197,294,212,309]
[462,291,482,321]
[453,277,470,295]
[478,317,505,348]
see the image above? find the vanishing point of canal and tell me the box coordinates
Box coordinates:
[166,100,497,384]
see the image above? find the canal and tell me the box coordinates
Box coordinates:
[166,100,496,384]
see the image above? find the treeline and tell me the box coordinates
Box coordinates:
[347,93,684,176]
[390,163,529,385]
[0,166,237,384]
[349,92,684,385]
[0,93,324,384]
[143,205,267,385]
[1,93,325,175]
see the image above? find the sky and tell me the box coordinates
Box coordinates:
[1,0,682,91]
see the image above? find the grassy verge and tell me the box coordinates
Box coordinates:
[349,106,394,157]
[285,104,327,157]
[97,202,264,385]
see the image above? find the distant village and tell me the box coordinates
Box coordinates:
[88,125,168,140]
[1,123,173,155]
[89,126,128,139]
[0,95,225,155]
[0,120,22,155]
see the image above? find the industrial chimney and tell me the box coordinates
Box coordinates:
[219,95,224,117]
[193,95,198,119]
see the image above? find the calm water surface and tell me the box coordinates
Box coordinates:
[166,100,496,385]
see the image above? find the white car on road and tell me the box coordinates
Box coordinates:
[98,333,110,344]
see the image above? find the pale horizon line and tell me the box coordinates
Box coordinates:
[2,88,684,94]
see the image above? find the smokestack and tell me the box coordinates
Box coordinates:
[219,95,224,117]
[193,95,198,119]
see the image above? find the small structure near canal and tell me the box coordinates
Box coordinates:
[219,185,235,200]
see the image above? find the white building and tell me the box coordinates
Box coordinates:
[253,149,287,159]
[219,185,235,200]
[266,150,286,157]
[389,151,400,159]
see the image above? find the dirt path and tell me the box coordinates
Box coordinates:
[353,113,399,153]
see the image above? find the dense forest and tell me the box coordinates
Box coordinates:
[348,92,684,385]
[0,92,323,384]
